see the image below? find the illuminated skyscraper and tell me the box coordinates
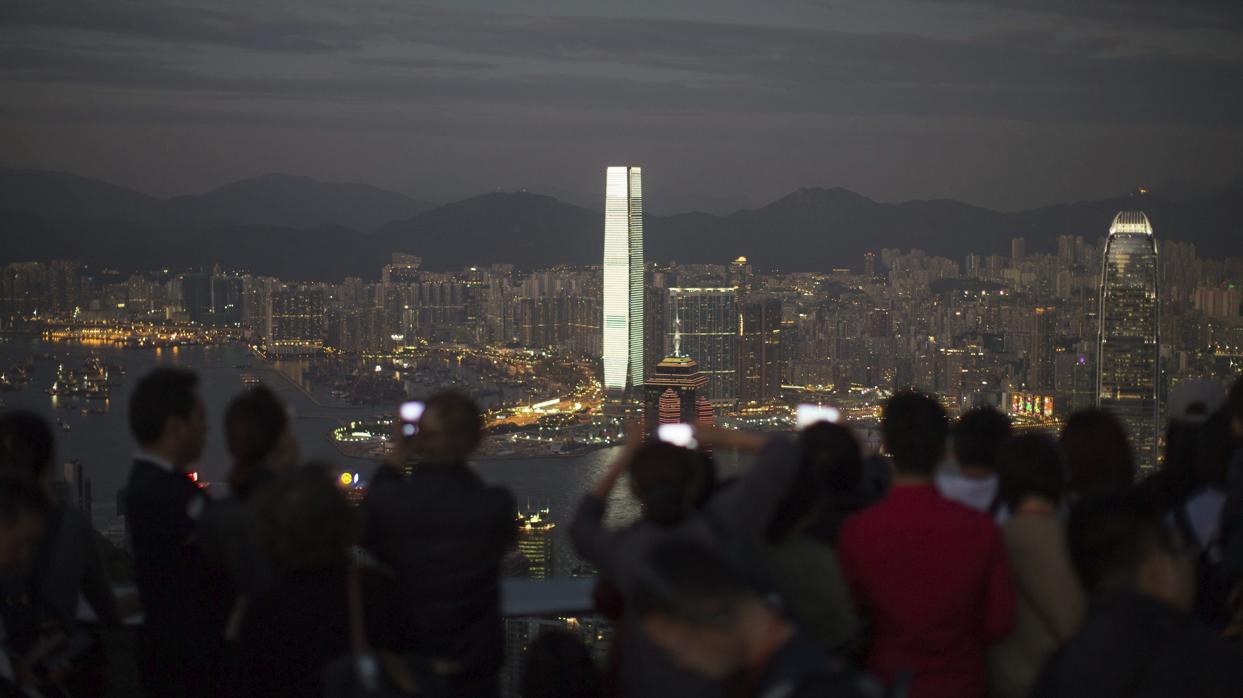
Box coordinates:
[1097,211,1160,472]
[515,507,555,580]
[1029,306,1056,391]
[728,256,753,291]
[643,321,711,433]
[667,288,738,404]
[602,166,644,401]
[739,297,784,404]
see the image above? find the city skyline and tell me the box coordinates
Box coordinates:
[3,3,1242,695]
[5,165,1243,282]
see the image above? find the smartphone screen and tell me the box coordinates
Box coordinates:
[797,404,841,428]
[400,400,425,437]
[657,423,698,449]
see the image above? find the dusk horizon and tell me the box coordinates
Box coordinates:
[2,3,1242,696]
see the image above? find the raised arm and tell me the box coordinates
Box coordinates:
[701,428,801,536]
[569,421,642,570]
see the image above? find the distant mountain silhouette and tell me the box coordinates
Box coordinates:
[158,173,433,232]
[0,168,159,221]
[0,169,432,233]
[1,168,1239,278]
[373,192,600,270]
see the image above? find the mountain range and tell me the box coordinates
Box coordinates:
[1,168,1239,280]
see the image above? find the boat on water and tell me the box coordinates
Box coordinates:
[241,373,261,386]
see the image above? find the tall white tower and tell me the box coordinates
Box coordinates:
[602,166,644,399]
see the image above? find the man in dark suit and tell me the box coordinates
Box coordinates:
[362,391,517,698]
[123,367,213,697]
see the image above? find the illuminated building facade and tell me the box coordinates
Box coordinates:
[643,325,714,433]
[728,256,753,291]
[602,166,644,402]
[1097,211,1160,472]
[667,288,738,405]
[739,297,784,404]
[1029,306,1056,391]
[267,288,326,356]
[515,507,555,580]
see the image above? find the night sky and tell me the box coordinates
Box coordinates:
[2,0,1242,212]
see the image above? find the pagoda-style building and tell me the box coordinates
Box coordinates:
[643,317,715,436]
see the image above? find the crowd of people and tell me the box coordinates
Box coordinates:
[0,365,1241,697]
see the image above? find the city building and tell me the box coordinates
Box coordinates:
[266,287,326,356]
[52,460,92,520]
[515,507,556,581]
[739,297,784,404]
[602,165,644,405]
[1029,306,1056,391]
[728,256,753,291]
[644,285,668,380]
[210,272,244,326]
[643,323,713,433]
[381,253,422,284]
[1011,237,1026,265]
[667,287,738,405]
[179,272,212,323]
[1097,211,1161,472]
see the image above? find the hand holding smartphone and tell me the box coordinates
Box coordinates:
[399,400,425,438]
[796,403,841,428]
[657,423,698,449]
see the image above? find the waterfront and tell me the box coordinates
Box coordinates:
[0,335,675,574]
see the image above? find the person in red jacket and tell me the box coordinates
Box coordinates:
[837,391,1016,698]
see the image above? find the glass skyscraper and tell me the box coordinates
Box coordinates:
[1097,211,1160,472]
[602,166,644,399]
[667,287,739,404]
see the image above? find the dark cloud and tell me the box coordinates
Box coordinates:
[0,0,1241,208]
[3,13,1241,125]
[903,0,1243,31]
[0,0,362,53]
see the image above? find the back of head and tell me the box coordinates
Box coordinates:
[1067,493,1179,595]
[0,471,47,527]
[952,408,1012,471]
[129,367,199,446]
[800,421,862,493]
[632,539,751,629]
[882,391,947,475]
[226,386,291,495]
[0,471,47,570]
[418,391,482,462]
[1060,409,1135,497]
[257,463,354,572]
[521,630,602,698]
[1196,409,1233,489]
[1159,419,1205,503]
[0,411,55,481]
[766,422,860,542]
[996,434,1065,511]
[629,443,705,526]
